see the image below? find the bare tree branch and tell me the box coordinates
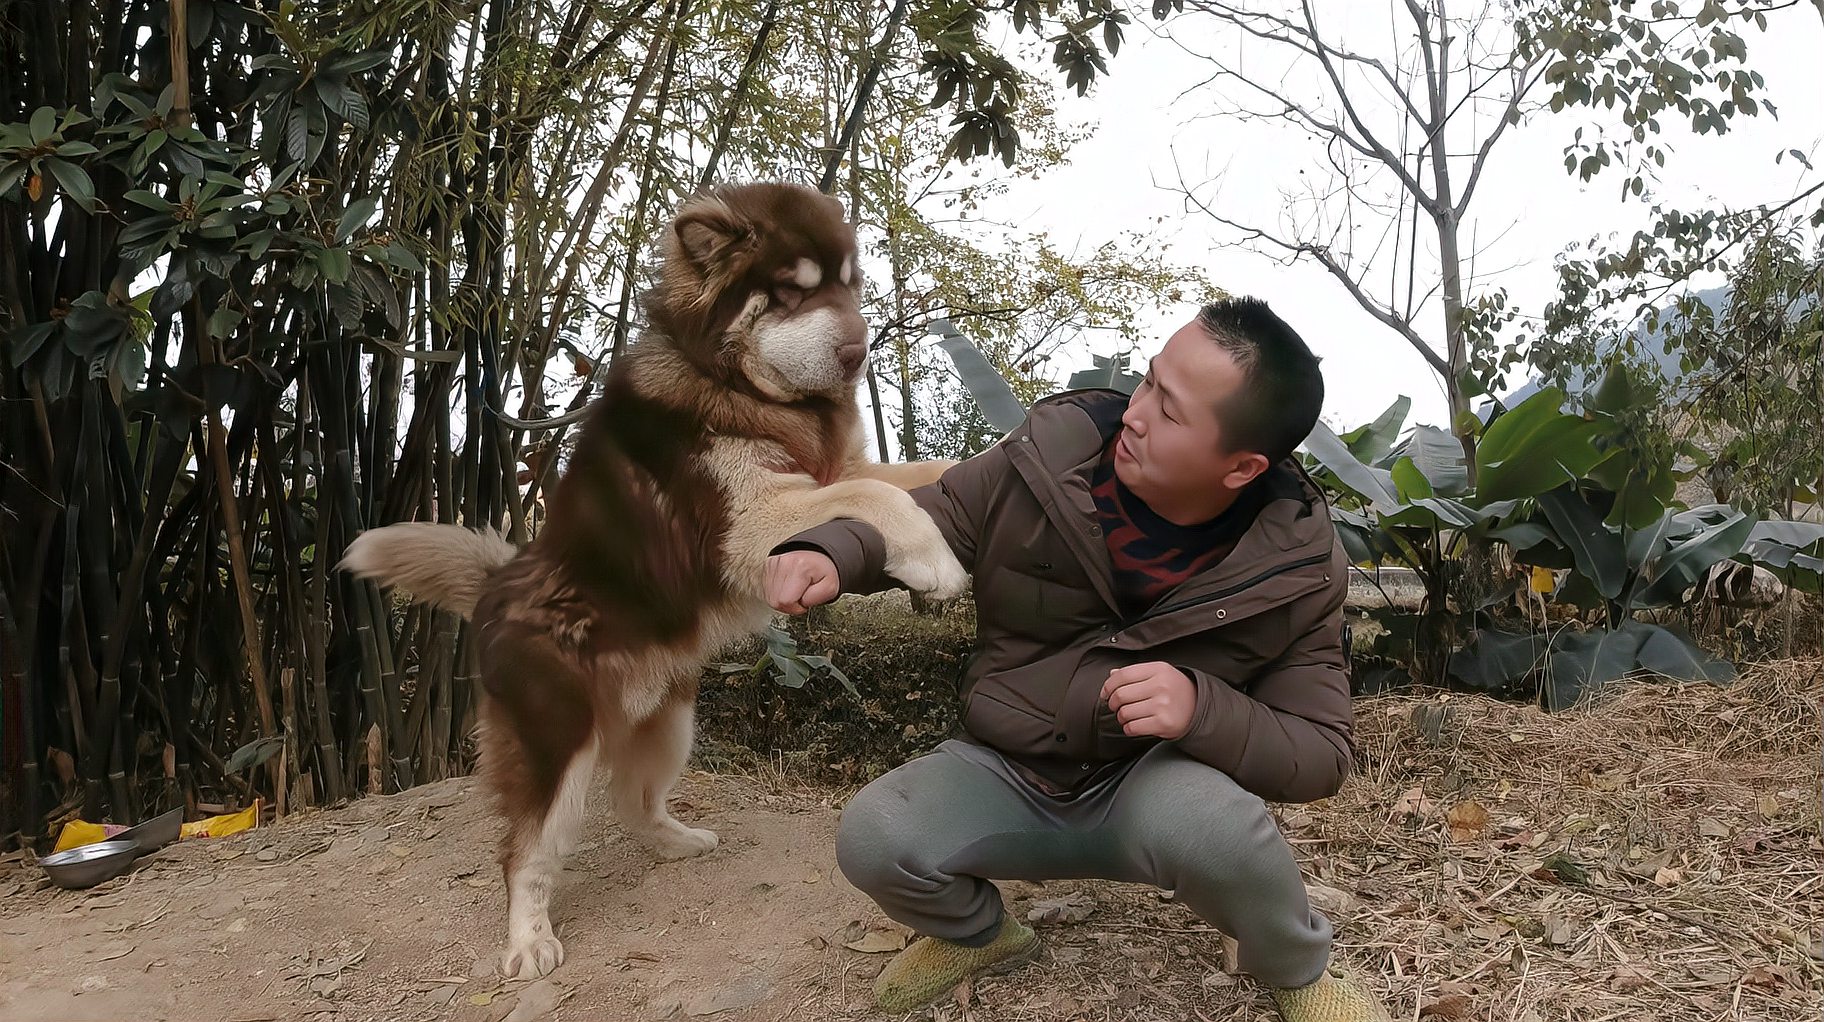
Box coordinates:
[1175,173,1452,378]
[1301,0,1438,212]
[1454,58,1549,218]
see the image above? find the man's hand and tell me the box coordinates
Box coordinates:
[765,550,841,615]
[1100,662,1197,740]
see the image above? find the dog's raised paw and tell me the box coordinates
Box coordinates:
[888,545,968,601]
[500,934,564,980]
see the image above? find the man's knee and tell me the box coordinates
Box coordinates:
[1121,749,1279,864]
[835,777,931,894]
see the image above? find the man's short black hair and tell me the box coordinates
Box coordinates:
[1195,297,1324,464]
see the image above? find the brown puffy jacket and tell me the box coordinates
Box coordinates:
[781,390,1355,803]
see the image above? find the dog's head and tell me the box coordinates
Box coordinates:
[651,182,868,401]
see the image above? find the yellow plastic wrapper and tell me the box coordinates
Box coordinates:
[51,819,126,852]
[1530,565,1556,594]
[52,800,261,852]
[181,801,260,839]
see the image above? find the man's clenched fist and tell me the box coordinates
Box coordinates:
[1100,662,1198,740]
[765,550,841,614]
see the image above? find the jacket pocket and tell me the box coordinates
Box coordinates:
[963,686,1058,753]
[1090,698,1157,763]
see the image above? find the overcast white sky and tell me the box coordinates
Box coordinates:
[900,2,1823,436]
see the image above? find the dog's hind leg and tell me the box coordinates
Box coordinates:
[497,734,594,980]
[478,628,598,981]
[609,680,718,860]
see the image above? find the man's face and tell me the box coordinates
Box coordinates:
[1115,321,1269,518]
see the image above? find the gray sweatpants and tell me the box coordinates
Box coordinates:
[835,739,1332,989]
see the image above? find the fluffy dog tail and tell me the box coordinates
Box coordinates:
[338,523,519,618]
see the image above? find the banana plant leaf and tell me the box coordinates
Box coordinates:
[929,318,1027,435]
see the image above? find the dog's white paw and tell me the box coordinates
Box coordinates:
[641,823,719,861]
[888,543,969,601]
[500,933,564,980]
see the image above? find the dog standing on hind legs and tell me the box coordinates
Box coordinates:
[339,181,968,979]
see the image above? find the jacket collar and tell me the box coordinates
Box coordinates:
[1012,389,1337,620]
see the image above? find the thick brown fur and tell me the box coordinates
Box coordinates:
[339,181,964,980]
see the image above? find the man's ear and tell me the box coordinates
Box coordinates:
[1222,451,1273,490]
[673,198,755,270]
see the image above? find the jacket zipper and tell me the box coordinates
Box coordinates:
[1125,551,1331,627]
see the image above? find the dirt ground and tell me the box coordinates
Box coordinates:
[2,663,1819,1022]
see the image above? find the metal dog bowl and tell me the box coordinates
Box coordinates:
[115,807,182,852]
[38,839,143,890]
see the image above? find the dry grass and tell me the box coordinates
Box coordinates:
[806,659,1823,1022]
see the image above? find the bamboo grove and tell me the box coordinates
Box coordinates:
[0,0,1179,847]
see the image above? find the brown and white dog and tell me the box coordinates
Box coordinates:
[339,181,966,979]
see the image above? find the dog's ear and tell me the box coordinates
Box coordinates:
[673,198,756,271]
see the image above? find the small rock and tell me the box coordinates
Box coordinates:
[197,893,243,921]
[503,978,569,1022]
[226,918,248,934]
[359,826,391,843]
[78,975,110,994]
[255,848,279,862]
[470,954,497,979]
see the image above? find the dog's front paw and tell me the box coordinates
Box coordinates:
[887,542,969,601]
[641,823,719,861]
[500,933,564,980]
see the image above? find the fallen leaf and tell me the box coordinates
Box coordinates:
[1535,852,1589,886]
[1546,916,1576,946]
[1027,892,1096,926]
[844,930,907,954]
[1741,966,1787,991]
[951,976,974,1010]
[1585,769,1626,792]
[1396,786,1435,819]
[470,986,502,1006]
[1446,801,1490,842]
[1697,817,1732,838]
[1652,865,1683,888]
[1505,915,1546,940]
[1608,965,1651,992]
[1758,793,1781,820]
[1420,993,1473,1018]
[1304,882,1357,917]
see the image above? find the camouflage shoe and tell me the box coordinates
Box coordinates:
[1269,963,1394,1022]
[873,916,1041,1013]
